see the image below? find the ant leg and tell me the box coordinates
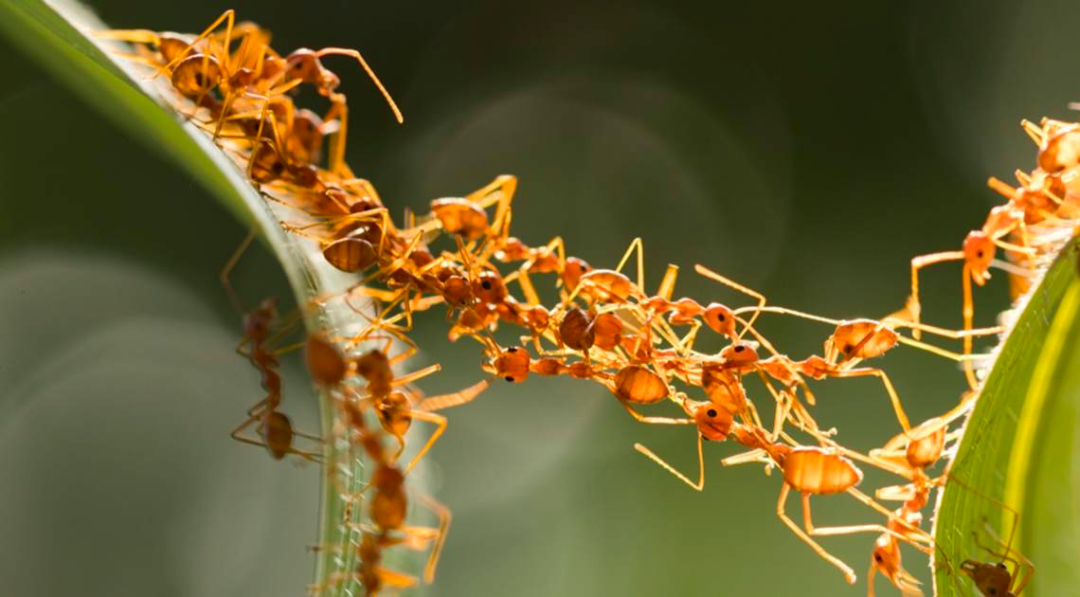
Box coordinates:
[960,263,979,389]
[633,433,704,491]
[323,93,349,176]
[804,492,932,554]
[220,229,258,314]
[904,250,964,340]
[892,337,993,365]
[393,363,442,387]
[401,410,447,475]
[657,264,679,302]
[470,174,519,210]
[416,494,452,583]
[314,48,403,123]
[694,264,766,341]
[614,237,645,291]
[230,414,267,450]
[617,400,694,425]
[378,566,421,590]
[416,379,491,412]
[516,268,542,305]
[833,367,911,432]
[1020,119,1044,145]
[880,396,974,452]
[158,9,236,78]
[777,485,858,584]
[479,176,518,246]
[92,29,161,44]
[720,448,770,468]
[866,558,878,597]
[846,488,933,546]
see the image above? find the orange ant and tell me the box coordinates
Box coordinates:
[313,395,450,595]
[958,521,1034,597]
[721,423,931,585]
[306,326,487,475]
[220,231,322,461]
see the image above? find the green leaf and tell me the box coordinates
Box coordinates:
[934,238,1080,595]
[0,1,396,594]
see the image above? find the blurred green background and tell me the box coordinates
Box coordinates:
[1,1,1077,595]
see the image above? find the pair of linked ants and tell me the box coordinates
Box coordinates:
[98,9,1070,597]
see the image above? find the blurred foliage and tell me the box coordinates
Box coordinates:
[2,0,1080,595]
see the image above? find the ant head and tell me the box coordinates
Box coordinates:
[963,231,996,285]
[871,534,903,583]
[720,342,759,368]
[284,48,339,92]
[473,270,508,305]
[493,346,531,383]
[960,560,1013,596]
[562,257,591,291]
[702,303,736,337]
[171,53,223,98]
[691,401,733,441]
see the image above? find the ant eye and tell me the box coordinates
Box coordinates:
[874,554,883,563]
[706,409,717,418]
[718,314,726,321]
[504,376,515,383]
[977,251,985,258]
[481,281,492,290]
[507,347,518,353]
[734,345,744,353]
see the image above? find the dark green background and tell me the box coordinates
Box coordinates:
[0,1,1073,595]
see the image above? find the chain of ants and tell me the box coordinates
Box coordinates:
[99,10,1080,596]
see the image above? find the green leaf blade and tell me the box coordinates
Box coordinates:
[934,240,1080,596]
[0,2,398,595]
